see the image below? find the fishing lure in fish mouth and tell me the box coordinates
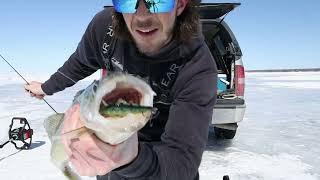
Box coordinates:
[98,85,157,118]
[99,104,154,118]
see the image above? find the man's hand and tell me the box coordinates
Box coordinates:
[24,81,46,99]
[61,104,139,177]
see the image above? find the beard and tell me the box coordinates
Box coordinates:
[130,17,173,56]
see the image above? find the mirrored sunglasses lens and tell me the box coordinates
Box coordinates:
[145,0,175,13]
[113,0,175,13]
[112,0,138,13]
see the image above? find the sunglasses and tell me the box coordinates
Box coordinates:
[112,0,175,13]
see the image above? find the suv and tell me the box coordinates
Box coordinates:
[199,3,246,139]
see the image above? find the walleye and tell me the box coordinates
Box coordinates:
[44,72,156,180]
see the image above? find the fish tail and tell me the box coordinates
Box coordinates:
[63,164,81,180]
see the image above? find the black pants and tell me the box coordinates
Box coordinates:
[97,172,200,180]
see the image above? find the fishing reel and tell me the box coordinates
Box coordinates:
[0,117,33,150]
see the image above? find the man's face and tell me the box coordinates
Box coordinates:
[122,0,187,56]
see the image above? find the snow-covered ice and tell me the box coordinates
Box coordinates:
[1,71,320,180]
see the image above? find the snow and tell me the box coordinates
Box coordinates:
[249,72,320,89]
[200,150,316,180]
[1,71,320,180]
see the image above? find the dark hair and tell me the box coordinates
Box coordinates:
[112,0,201,42]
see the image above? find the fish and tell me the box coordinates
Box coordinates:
[43,72,156,180]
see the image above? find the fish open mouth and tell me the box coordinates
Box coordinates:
[99,86,152,118]
[101,87,142,106]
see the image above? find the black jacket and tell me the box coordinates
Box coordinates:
[42,8,217,180]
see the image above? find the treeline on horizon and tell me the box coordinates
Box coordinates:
[246,68,320,72]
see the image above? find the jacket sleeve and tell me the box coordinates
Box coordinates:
[114,59,218,180]
[41,9,112,95]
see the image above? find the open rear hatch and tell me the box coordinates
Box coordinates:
[197,3,241,19]
[198,3,243,100]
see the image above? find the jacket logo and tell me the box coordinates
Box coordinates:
[102,25,114,54]
[161,63,181,87]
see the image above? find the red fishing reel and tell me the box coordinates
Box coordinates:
[0,117,33,150]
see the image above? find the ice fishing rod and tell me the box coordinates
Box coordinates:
[0,53,58,114]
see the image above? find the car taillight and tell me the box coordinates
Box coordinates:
[101,68,107,78]
[235,65,245,96]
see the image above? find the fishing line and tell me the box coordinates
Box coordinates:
[0,53,58,114]
[0,149,23,162]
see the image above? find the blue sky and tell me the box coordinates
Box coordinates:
[0,0,320,76]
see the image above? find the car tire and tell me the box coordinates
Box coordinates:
[214,126,236,139]
[223,175,230,180]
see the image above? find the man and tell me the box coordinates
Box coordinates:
[25,0,218,179]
